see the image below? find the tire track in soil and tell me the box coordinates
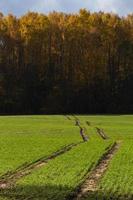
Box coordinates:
[65,115,89,142]
[0,142,83,190]
[64,115,72,120]
[95,127,109,140]
[68,142,120,200]
[72,115,89,142]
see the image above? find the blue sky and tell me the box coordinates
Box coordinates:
[0,0,133,16]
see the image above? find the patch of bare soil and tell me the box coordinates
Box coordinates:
[0,142,82,190]
[95,127,109,140]
[65,115,72,120]
[72,142,120,200]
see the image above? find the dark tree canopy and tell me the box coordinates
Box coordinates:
[0,10,133,114]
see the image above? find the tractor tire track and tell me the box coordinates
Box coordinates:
[64,115,72,120]
[95,127,109,140]
[0,142,83,190]
[69,142,120,200]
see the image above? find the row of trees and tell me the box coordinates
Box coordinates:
[0,10,133,114]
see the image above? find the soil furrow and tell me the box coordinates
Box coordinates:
[0,142,82,189]
[95,127,109,140]
[71,142,120,200]
[64,115,72,120]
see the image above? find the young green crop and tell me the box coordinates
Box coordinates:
[0,115,81,175]
[0,115,133,200]
[79,115,133,200]
[1,137,112,200]
[97,140,133,200]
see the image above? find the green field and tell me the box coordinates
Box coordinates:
[0,115,133,200]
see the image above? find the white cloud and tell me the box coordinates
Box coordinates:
[0,0,133,16]
[91,0,133,16]
[95,0,117,12]
[31,0,61,13]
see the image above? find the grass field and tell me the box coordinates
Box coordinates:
[0,116,81,175]
[0,115,132,200]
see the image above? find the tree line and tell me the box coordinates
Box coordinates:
[0,9,133,114]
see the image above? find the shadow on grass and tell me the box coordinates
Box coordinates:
[0,185,72,200]
[0,185,132,200]
[80,191,133,200]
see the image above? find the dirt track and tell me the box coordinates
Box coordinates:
[72,142,120,200]
[0,142,82,189]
